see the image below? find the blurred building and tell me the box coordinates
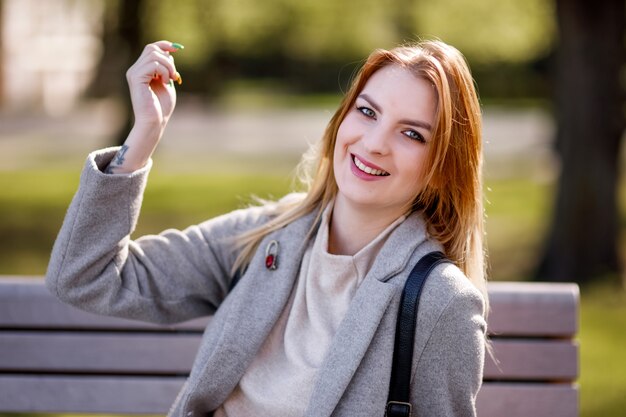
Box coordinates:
[0,0,103,115]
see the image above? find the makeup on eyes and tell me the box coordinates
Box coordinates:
[357,93,432,132]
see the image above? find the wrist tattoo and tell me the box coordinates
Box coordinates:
[113,144,129,165]
[104,144,130,174]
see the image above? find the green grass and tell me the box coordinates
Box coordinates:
[0,169,293,275]
[218,79,343,110]
[0,169,554,277]
[1,168,625,416]
[484,177,553,281]
[579,280,626,416]
[137,170,293,234]
[0,170,81,275]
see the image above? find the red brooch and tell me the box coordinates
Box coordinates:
[265,240,279,270]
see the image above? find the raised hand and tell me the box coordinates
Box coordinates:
[106,41,184,174]
[127,41,183,130]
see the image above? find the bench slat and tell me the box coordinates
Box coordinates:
[0,277,209,331]
[488,282,579,337]
[0,277,579,416]
[477,382,578,417]
[0,278,578,337]
[0,331,577,381]
[0,331,199,374]
[484,339,578,381]
[0,375,577,417]
[0,374,183,413]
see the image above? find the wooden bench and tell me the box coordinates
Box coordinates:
[0,277,579,416]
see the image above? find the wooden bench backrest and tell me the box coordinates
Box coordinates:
[0,278,579,416]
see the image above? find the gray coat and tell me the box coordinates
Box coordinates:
[46,148,486,417]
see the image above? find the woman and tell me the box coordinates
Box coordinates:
[46,39,487,416]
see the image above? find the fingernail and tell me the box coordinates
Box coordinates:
[172,42,185,50]
[176,73,183,85]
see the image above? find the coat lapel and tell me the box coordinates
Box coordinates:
[305,212,436,417]
[194,210,320,408]
[305,276,396,417]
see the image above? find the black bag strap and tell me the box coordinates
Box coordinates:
[386,251,448,417]
[229,268,243,292]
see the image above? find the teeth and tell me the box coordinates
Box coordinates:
[353,156,389,176]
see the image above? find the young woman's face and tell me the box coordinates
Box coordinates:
[333,64,437,217]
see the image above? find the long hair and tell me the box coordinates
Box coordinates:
[232,40,487,303]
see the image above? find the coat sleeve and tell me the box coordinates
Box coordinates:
[411,270,487,417]
[45,148,271,324]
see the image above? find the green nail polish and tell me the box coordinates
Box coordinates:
[172,42,185,50]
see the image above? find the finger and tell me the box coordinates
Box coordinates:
[149,76,171,95]
[140,48,176,69]
[140,53,178,83]
[128,42,183,87]
[129,59,170,87]
[145,40,185,55]
[157,54,182,85]
[148,61,173,85]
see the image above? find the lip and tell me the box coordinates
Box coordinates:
[350,153,389,181]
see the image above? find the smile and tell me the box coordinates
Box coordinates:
[352,155,390,176]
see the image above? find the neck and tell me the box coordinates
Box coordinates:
[328,196,405,256]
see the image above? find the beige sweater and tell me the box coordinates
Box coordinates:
[215,204,405,416]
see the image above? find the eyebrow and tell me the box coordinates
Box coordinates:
[358,93,433,131]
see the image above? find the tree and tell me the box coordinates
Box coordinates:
[87,0,145,145]
[537,0,625,284]
[0,0,4,105]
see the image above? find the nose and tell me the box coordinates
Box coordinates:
[362,124,390,155]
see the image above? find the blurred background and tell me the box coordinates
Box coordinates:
[0,0,624,415]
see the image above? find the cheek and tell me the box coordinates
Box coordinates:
[335,122,348,148]
[333,126,347,170]
[402,148,430,185]
[335,113,361,145]
[334,118,355,160]
[415,151,429,178]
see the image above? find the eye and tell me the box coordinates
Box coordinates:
[357,106,376,119]
[403,129,426,143]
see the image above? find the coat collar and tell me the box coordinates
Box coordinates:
[197,209,319,408]
[304,210,438,416]
[365,211,436,282]
[196,208,439,412]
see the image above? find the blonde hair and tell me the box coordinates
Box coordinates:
[232,40,487,303]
